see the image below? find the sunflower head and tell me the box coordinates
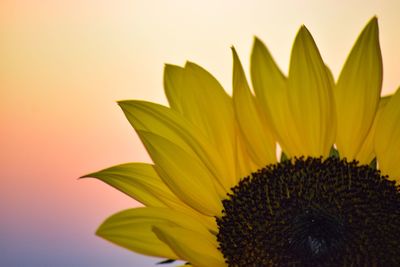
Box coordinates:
[217,156,400,266]
[85,17,400,267]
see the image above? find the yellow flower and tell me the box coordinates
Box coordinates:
[84,17,400,266]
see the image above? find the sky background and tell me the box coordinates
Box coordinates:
[1,0,400,266]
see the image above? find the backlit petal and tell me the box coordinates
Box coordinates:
[164,62,237,186]
[82,163,217,230]
[164,64,185,112]
[97,207,215,260]
[335,17,382,159]
[234,126,259,179]
[118,100,228,192]
[375,87,400,181]
[82,163,171,207]
[232,47,276,168]
[250,38,296,156]
[287,26,336,157]
[139,131,223,216]
[153,226,225,267]
[356,96,390,164]
[96,208,177,259]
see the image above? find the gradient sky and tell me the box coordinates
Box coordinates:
[1,1,400,266]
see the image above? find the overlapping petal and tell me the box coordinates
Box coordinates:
[335,17,383,160]
[375,87,400,181]
[163,64,185,112]
[164,63,237,187]
[96,207,216,260]
[287,26,336,157]
[251,38,296,156]
[356,96,390,164]
[82,163,172,207]
[234,126,259,179]
[139,131,223,216]
[118,101,228,194]
[153,226,225,267]
[96,208,177,259]
[232,47,276,168]
[82,163,217,229]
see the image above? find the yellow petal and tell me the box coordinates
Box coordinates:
[118,100,228,192]
[96,208,177,259]
[250,37,296,156]
[335,17,383,160]
[375,87,400,181]
[325,65,335,89]
[82,163,217,229]
[232,47,276,168]
[164,62,237,186]
[164,64,185,112]
[139,131,223,216]
[82,163,170,207]
[356,96,391,164]
[153,226,226,267]
[287,26,336,157]
[234,126,259,179]
[182,62,235,162]
[118,100,195,155]
[118,100,231,192]
[97,207,216,260]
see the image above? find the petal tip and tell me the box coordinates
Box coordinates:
[364,16,379,37]
[253,36,262,45]
[251,37,264,56]
[78,174,90,180]
[292,25,316,53]
[184,60,196,69]
[164,64,184,79]
[164,63,178,69]
[116,100,126,107]
[117,100,132,109]
[231,46,239,58]
[95,223,106,237]
[369,16,378,26]
[296,25,311,39]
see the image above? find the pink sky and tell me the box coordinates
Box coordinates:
[1,1,399,266]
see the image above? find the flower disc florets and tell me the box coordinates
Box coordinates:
[216,157,400,267]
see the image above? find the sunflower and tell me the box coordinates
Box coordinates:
[84,17,400,266]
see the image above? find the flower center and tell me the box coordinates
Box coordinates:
[288,207,344,260]
[216,157,400,267]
